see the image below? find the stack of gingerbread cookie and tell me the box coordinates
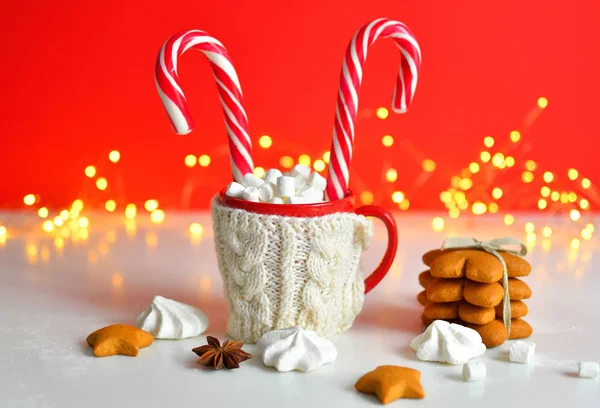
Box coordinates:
[417,248,532,347]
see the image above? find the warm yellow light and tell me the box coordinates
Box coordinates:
[521,171,534,183]
[570,209,581,221]
[510,130,521,143]
[550,191,560,201]
[422,159,436,172]
[472,202,487,215]
[492,153,505,167]
[537,97,549,109]
[480,151,491,163]
[72,199,84,212]
[144,199,159,212]
[381,135,394,147]
[385,168,398,182]
[568,192,577,203]
[198,154,211,167]
[458,200,469,210]
[459,178,473,190]
[580,199,590,210]
[568,168,579,180]
[540,186,550,197]
[280,156,294,169]
[449,208,460,219]
[526,232,536,244]
[542,226,552,237]
[581,229,593,240]
[189,223,204,236]
[543,171,554,183]
[492,187,503,200]
[360,191,374,205]
[259,135,272,149]
[42,220,54,232]
[253,166,265,178]
[54,236,64,249]
[505,156,515,167]
[483,136,494,148]
[150,209,165,224]
[59,210,69,221]
[105,200,117,212]
[581,178,591,189]
[108,150,120,163]
[488,202,499,213]
[96,178,108,191]
[542,239,552,252]
[432,217,445,232]
[560,193,569,204]
[125,204,137,219]
[313,159,326,172]
[85,165,97,178]
[399,199,410,211]
[440,191,452,203]
[23,194,36,206]
[525,222,535,233]
[538,199,547,210]
[78,217,89,228]
[376,107,389,119]
[451,176,461,188]
[571,238,580,250]
[585,223,595,232]
[504,214,514,226]
[184,154,196,167]
[525,160,536,171]
[323,151,330,164]
[53,216,64,227]
[298,154,311,166]
[469,162,480,173]
[112,273,123,288]
[37,207,49,219]
[392,191,405,203]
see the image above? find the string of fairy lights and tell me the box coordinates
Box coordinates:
[0,96,596,256]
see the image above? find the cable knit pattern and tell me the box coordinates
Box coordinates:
[211,197,373,343]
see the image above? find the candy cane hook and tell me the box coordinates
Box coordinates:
[326,18,422,200]
[155,30,254,182]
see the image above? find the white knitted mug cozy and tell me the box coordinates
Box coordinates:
[211,196,374,343]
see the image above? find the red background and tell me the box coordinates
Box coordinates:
[1,1,599,210]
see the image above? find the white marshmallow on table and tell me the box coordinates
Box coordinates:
[462,362,486,382]
[225,182,245,198]
[290,164,311,178]
[578,361,600,378]
[269,197,284,204]
[307,172,327,191]
[241,186,259,202]
[263,169,282,185]
[509,341,536,363]
[258,183,276,202]
[241,173,264,188]
[277,176,295,198]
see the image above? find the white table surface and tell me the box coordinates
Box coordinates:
[1,211,599,407]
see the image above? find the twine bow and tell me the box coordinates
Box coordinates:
[441,237,527,338]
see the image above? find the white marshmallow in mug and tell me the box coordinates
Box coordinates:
[242,186,259,202]
[263,169,282,185]
[225,182,245,198]
[297,186,323,201]
[287,196,313,204]
[241,173,264,189]
[277,176,295,198]
[308,172,327,191]
[269,197,284,204]
[258,183,276,202]
[290,164,311,178]
[294,174,307,190]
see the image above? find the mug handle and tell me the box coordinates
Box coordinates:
[355,206,398,294]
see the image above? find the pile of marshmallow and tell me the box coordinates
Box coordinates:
[225,164,328,204]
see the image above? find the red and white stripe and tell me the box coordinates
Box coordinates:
[155,30,254,182]
[326,19,422,200]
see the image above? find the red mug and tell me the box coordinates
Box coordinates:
[212,189,398,342]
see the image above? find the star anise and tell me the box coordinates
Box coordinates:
[192,336,252,370]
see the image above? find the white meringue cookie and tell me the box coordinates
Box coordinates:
[410,320,486,364]
[136,296,209,339]
[257,327,337,372]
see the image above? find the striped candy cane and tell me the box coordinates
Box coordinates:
[155,30,254,182]
[326,18,422,200]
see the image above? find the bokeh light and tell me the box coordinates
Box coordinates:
[298,154,311,166]
[483,136,494,148]
[253,167,265,178]
[510,130,521,142]
[144,199,159,212]
[105,200,117,212]
[23,194,36,206]
[96,178,108,191]
[37,207,49,218]
[189,223,204,235]
[432,217,444,232]
[376,107,389,119]
[85,165,96,178]
[184,154,196,167]
[386,168,398,182]
[259,135,272,149]
[537,97,549,109]
[151,209,165,224]
[360,191,374,205]
[279,156,294,169]
[391,191,405,203]
[125,204,137,219]
[381,135,394,147]
[198,155,211,167]
[108,150,120,163]
[422,159,436,172]
[313,160,326,172]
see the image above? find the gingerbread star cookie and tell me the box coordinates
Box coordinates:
[355,365,425,404]
[86,324,154,357]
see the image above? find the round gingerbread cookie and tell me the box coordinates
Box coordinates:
[422,249,443,266]
[426,278,464,303]
[458,301,495,325]
[417,290,429,306]
[423,302,459,320]
[418,270,434,288]
[508,318,533,339]
[430,250,503,283]
[463,280,504,307]
[506,278,532,300]
[467,320,507,348]
[495,300,528,318]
